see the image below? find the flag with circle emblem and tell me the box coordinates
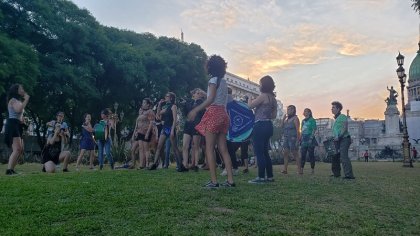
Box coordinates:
[227,100,254,142]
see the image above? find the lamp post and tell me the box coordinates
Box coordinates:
[396,52,413,167]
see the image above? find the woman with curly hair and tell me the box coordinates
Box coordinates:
[4,84,30,175]
[188,55,235,188]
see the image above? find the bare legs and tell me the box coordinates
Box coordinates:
[152,134,167,165]
[283,149,302,174]
[59,151,71,170]
[191,135,201,168]
[182,134,191,167]
[182,134,201,168]
[205,132,234,184]
[76,149,95,169]
[130,141,139,168]
[139,140,150,168]
[7,137,23,172]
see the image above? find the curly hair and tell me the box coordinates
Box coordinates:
[207,55,227,79]
[260,75,275,96]
[7,84,22,102]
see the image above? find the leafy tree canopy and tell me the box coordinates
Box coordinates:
[412,0,420,14]
[0,0,208,147]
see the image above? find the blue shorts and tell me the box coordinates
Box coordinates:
[161,126,175,137]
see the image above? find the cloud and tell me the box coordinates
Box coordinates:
[228,22,417,80]
[181,0,240,32]
[178,0,416,83]
[181,0,284,34]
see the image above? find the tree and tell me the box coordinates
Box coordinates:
[412,0,420,14]
[0,0,209,150]
[0,33,39,96]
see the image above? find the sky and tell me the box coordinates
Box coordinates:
[71,0,419,120]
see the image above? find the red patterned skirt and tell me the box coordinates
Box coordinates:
[195,105,229,136]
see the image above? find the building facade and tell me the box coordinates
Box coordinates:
[311,42,420,160]
[225,72,260,101]
[225,72,284,119]
[407,42,420,149]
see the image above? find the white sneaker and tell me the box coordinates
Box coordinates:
[220,169,227,176]
[233,169,239,176]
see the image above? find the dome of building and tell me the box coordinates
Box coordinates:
[408,42,420,83]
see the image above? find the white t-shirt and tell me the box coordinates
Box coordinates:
[208,77,228,106]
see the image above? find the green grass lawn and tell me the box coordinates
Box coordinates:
[0,162,419,235]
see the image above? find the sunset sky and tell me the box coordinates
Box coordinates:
[71,0,419,119]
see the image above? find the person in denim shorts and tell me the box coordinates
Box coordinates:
[281,105,301,174]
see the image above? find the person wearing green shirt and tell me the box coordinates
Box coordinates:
[331,101,355,179]
[300,108,317,174]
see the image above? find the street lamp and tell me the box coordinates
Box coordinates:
[395,52,413,167]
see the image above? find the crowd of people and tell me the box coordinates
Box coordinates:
[4,55,356,186]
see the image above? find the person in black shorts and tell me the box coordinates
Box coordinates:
[5,84,30,175]
[132,98,155,169]
[181,88,206,171]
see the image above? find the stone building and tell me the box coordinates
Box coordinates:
[225,72,260,101]
[407,42,420,151]
[225,72,284,119]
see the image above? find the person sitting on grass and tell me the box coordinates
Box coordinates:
[42,123,71,173]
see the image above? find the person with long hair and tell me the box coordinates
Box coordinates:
[281,105,302,175]
[247,76,277,183]
[132,98,155,169]
[76,113,96,170]
[188,55,235,188]
[182,88,206,171]
[4,84,30,175]
[149,92,183,170]
[300,108,317,174]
